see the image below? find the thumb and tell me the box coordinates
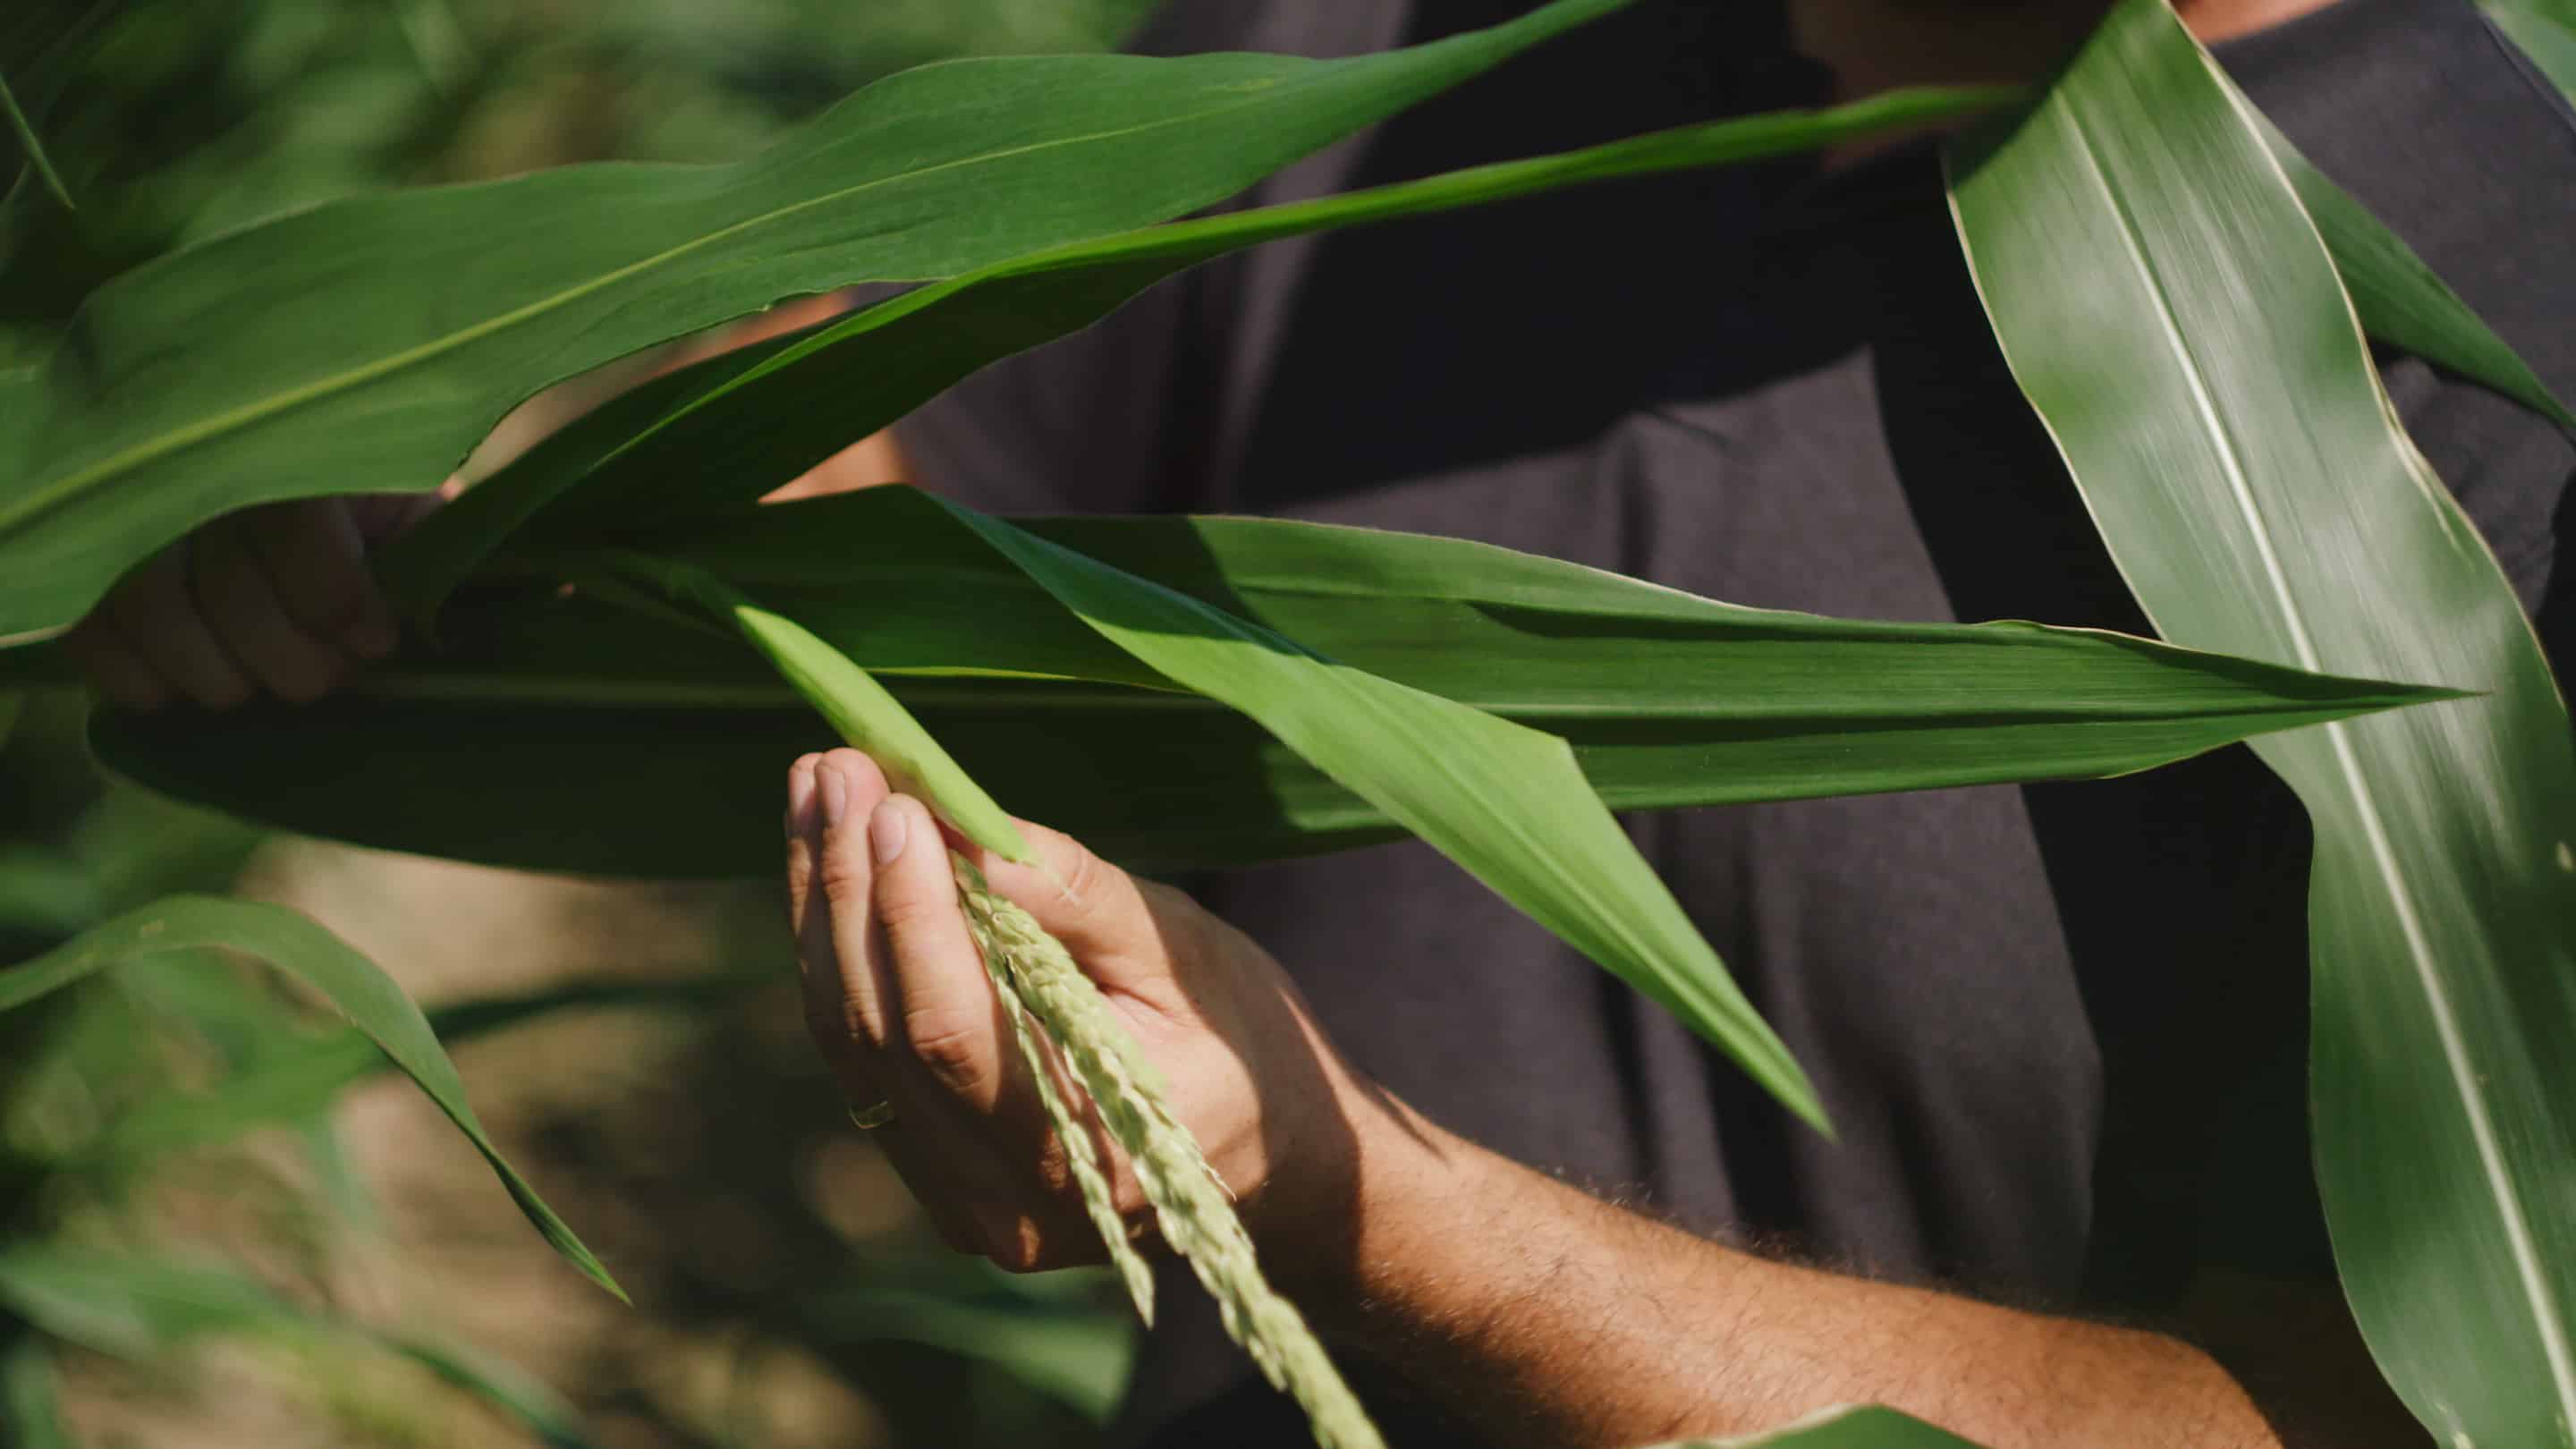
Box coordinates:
[961,819,1174,996]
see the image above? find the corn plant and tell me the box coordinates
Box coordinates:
[3,0,2572,1443]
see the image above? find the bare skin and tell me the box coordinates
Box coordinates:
[786,749,2343,1447]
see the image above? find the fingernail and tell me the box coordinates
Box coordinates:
[818,761,849,826]
[869,798,909,866]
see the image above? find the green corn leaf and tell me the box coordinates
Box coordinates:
[0,896,623,1301]
[2253,116,2573,433]
[70,496,2453,1131]
[76,976,762,1167]
[0,1247,604,1448]
[932,496,1829,1127]
[0,1338,72,1449]
[0,1244,304,1360]
[807,1287,1136,1425]
[1648,1405,1980,1447]
[387,79,2525,613]
[2484,0,2576,97]
[1947,2,2576,1444]
[620,555,1037,864]
[0,67,71,212]
[59,488,2455,878]
[0,0,1631,639]
[385,83,2012,610]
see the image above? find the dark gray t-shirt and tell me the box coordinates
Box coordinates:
[899,0,2576,1441]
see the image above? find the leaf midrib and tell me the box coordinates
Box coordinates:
[2055,79,2576,1416]
[0,66,1430,537]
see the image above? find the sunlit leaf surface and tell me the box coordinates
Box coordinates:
[1950,2,2576,1441]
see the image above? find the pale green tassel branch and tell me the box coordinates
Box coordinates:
[951,853,1385,1449]
[974,899,1159,1324]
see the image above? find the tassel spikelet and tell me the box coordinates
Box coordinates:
[950,852,1386,1449]
[978,912,1158,1323]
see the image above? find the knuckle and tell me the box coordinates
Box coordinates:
[900,1004,990,1092]
[814,841,871,909]
[870,881,949,938]
[1053,840,1108,906]
[191,547,255,614]
[313,580,377,635]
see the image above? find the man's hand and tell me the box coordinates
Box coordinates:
[784,747,1386,1282]
[781,748,2316,1449]
[61,493,437,710]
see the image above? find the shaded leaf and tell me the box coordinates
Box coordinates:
[2484,0,2576,97]
[0,1247,602,1447]
[388,84,2012,610]
[0,67,71,211]
[0,896,623,1300]
[1949,2,2576,1443]
[802,1286,1135,1425]
[0,0,1628,637]
[2254,114,2573,432]
[79,975,764,1165]
[63,489,2457,877]
[0,1337,72,1449]
[630,556,1037,864]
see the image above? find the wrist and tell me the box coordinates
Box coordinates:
[1250,1063,1484,1330]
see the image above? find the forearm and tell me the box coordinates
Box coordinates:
[1309,1101,2276,1449]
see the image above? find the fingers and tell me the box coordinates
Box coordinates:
[784,750,1116,1270]
[790,750,896,1065]
[191,515,351,702]
[58,614,169,712]
[71,495,423,711]
[100,547,255,709]
[854,790,1013,1110]
[786,750,1012,1253]
[240,499,399,662]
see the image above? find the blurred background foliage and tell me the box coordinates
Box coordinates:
[0,0,1159,362]
[2,1,1159,1444]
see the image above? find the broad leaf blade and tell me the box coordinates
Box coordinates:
[387,84,2012,610]
[80,976,760,1166]
[64,492,2454,877]
[0,0,1625,637]
[2255,114,2573,432]
[1948,3,2576,1443]
[0,67,70,211]
[0,896,622,1301]
[2485,0,2576,97]
[629,557,1037,863]
[934,496,1826,1126]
